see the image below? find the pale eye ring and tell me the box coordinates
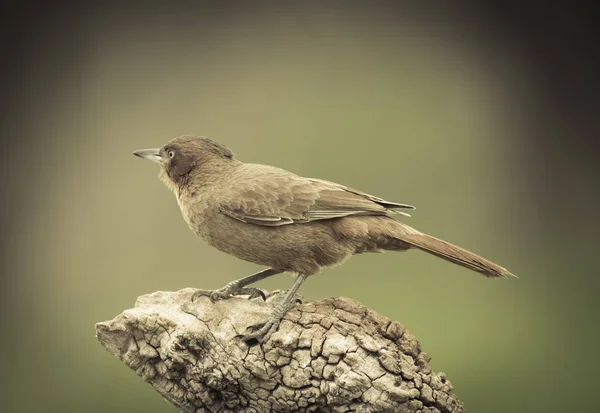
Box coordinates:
[168,150,175,158]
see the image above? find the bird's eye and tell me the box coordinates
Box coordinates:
[168,150,175,158]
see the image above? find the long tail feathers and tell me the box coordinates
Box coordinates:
[399,232,515,279]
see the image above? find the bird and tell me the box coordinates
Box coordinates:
[133,135,514,342]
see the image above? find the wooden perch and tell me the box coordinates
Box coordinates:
[95,288,465,413]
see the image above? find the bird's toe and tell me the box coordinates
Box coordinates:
[209,289,230,301]
[238,287,266,301]
[242,320,278,344]
[191,289,214,302]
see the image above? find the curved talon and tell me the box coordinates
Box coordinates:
[243,320,279,343]
[191,289,215,302]
[245,322,264,333]
[239,287,266,301]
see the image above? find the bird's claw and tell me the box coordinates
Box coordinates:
[191,288,221,302]
[242,319,279,344]
[239,287,266,301]
[191,286,265,303]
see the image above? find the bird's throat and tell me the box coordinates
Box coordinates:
[158,168,180,195]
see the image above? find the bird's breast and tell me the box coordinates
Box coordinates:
[176,190,213,240]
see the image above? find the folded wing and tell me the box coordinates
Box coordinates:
[219,166,414,227]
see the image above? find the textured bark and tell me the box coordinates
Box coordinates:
[96,288,465,413]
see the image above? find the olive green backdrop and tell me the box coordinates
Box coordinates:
[2,2,598,413]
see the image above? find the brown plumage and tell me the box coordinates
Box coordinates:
[134,136,514,342]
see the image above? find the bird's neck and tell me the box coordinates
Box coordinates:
[187,158,242,188]
[160,158,242,195]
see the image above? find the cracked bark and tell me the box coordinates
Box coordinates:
[96,288,466,413]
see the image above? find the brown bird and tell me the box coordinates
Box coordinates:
[134,136,514,342]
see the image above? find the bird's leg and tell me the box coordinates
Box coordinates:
[192,268,282,302]
[243,274,308,343]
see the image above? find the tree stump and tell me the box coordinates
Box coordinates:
[96,288,465,412]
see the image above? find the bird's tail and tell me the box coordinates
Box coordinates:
[389,221,514,278]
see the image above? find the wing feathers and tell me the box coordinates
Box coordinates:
[220,166,413,227]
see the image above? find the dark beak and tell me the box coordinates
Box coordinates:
[133,148,163,164]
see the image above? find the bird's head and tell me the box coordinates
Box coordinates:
[133,136,237,191]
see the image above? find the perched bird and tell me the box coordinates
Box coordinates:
[134,136,513,342]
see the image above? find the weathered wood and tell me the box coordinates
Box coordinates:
[96,288,465,412]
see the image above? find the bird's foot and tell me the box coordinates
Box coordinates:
[242,291,301,344]
[243,318,281,344]
[192,282,265,303]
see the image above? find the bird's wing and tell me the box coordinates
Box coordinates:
[219,166,414,227]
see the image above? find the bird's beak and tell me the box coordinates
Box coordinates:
[133,148,163,164]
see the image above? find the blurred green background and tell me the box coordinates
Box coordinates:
[2,2,598,412]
